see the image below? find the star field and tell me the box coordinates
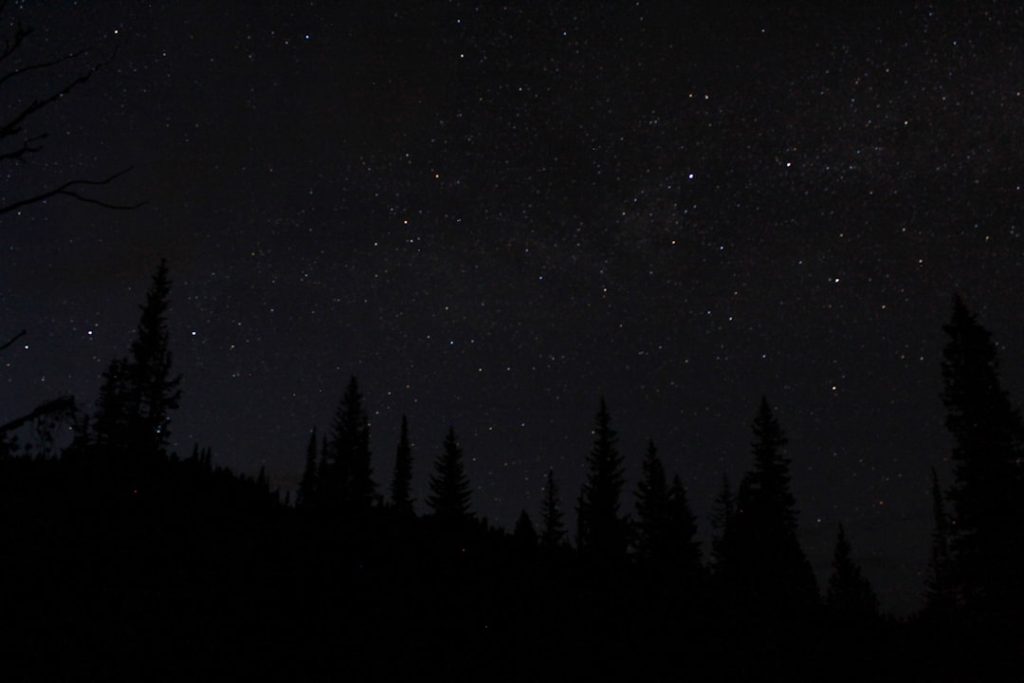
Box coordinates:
[3,1,1024,614]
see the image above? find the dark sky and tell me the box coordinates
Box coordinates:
[3,1,1024,614]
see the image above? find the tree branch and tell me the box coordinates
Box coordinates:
[0,166,146,215]
[0,132,45,163]
[0,328,25,352]
[0,50,108,142]
[0,17,30,66]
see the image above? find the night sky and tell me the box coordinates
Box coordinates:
[3,1,1024,614]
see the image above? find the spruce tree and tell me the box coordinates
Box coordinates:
[326,376,375,510]
[126,258,181,459]
[297,427,318,508]
[390,415,413,514]
[514,509,538,548]
[634,439,670,563]
[825,524,878,619]
[666,474,702,578]
[940,294,1024,613]
[427,426,472,522]
[710,473,735,569]
[728,397,817,610]
[576,398,627,561]
[540,468,566,548]
[93,356,131,454]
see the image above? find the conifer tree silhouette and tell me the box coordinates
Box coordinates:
[93,356,131,455]
[540,468,566,548]
[666,474,702,578]
[825,523,878,619]
[576,398,627,561]
[325,376,375,510]
[940,294,1024,614]
[635,439,670,563]
[925,467,954,615]
[297,427,318,508]
[710,473,735,569]
[126,259,182,460]
[427,426,472,522]
[726,397,817,610]
[514,509,538,548]
[390,415,413,514]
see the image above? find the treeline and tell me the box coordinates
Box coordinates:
[1,261,1022,681]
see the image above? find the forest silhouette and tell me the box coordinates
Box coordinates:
[2,261,1023,681]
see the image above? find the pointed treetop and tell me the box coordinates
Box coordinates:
[540,468,566,548]
[427,425,472,522]
[390,414,414,514]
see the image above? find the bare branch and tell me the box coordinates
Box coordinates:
[0,52,106,142]
[0,132,45,163]
[0,19,31,66]
[0,328,25,352]
[0,47,88,89]
[0,166,147,215]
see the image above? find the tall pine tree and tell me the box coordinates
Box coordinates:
[576,398,627,561]
[325,376,375,510]
[825,523,878,620]
[427,426,472,523]
[724,397,818,611]
[940,294,1024,614]
[710,473,735,570]
[390,415,413,514]
[127,258,181,459]
[540,468,566,548]
[634,439,670,563]
[666,474,702,579]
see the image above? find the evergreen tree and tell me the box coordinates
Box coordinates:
[666,474,702,578]
[126,258,181,459]
[925,467,954,614]
[427,426,472,522]
[514,509,538,548]
[825,524,878,619]
[325,376,375,510]
[634,439,670,563]
[710,473,735,568]
[940,294,1024,613]
[390,415,413,514]
[726,397,818,610]
[576,398,627,561]
[540,468,566,548]
[297,427,318,508]
[93,356,131,454]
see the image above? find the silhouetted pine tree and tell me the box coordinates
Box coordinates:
[540,468,566,548]
[297,427,318,508]
[126,258,181,459]
[925,467,954,615]
[710,473,734,569]
[726,397,818,610]
[514,509,538,549]
[576,398,627,561]
[93,357,131,455]
[940,294,1024,614]
[635,439,670,563]
[390,415,413,514]
[325,376,375,510]
[666,474,702,578]
[825,524,878,620]
[427,426,472,522]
